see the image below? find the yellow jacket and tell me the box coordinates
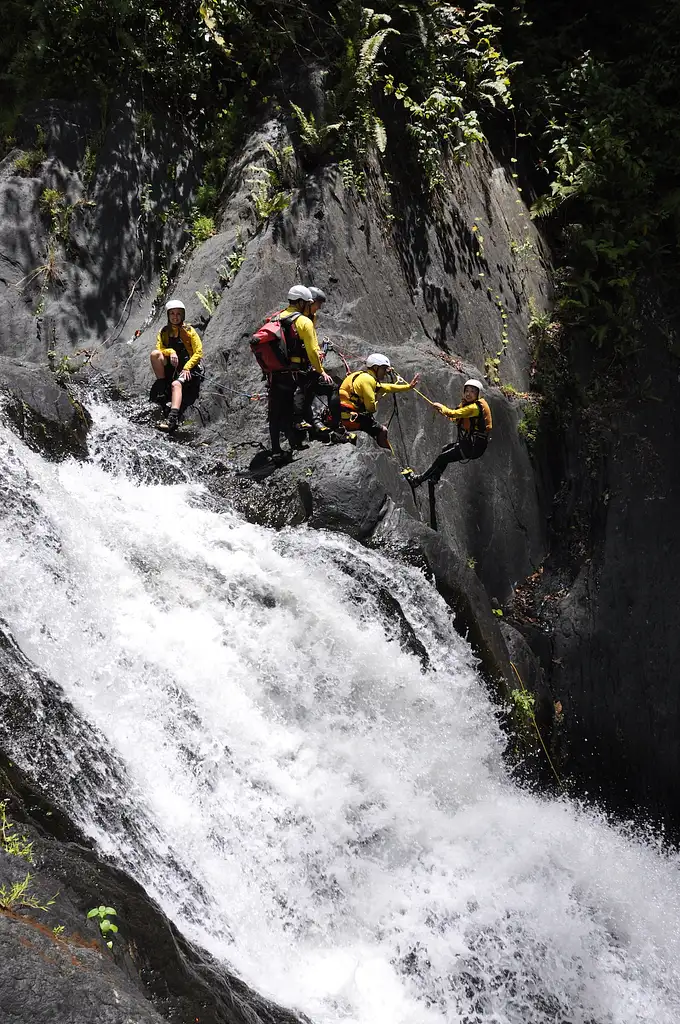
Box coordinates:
[439,397,493,435]
[156,324,203,372]
[280,306,324,374]
[339,370,411,415]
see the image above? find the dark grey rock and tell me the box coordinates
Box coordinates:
[0,356,90,458]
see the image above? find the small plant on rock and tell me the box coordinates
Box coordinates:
[87,904,118,949]
[0,873,58,913]
[196,288,220,316]
[190,214,216,244]
[13,125,46,177]
[0,801,33,863]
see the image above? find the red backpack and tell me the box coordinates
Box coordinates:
[250,311,300,373]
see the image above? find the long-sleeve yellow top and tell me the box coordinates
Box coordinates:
[281,306,324,374]
[340,370,412,415]
[439,397,493,434]
[156,324,204,372]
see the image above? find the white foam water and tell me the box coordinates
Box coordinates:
[1,404,679,1024]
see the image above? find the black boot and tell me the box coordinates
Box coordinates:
[167,409,180,433]
[150,379,169,405]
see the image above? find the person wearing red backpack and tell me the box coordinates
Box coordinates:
[264,285,334,461]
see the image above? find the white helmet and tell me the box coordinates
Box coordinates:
[165,299,186,313]
[366,353,391,368]
[287,285,313,303]
[464,378,483,392]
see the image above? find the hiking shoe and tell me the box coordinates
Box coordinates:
[313,424,332,443]
[167,409,180,433]
[401,468,423,488]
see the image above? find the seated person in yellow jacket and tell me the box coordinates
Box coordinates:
[149,299,204,432]
[339,353,419,449]
[402,378,492,486]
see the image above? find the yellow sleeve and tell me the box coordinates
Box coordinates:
[354,373,378,414]
[182,326,203,372]
[294,314,324,374]
[156,328,173,356]
[440,401,479,420]
[377,382,412,396]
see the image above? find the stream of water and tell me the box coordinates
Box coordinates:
[1,404,679,1024]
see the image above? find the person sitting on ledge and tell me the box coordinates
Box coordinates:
[402,378,492,486]
[149,299,204,433]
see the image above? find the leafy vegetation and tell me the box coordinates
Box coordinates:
[247,144,297,224]
[190,215,216,244]
[87,905,118,949]
[0,801,33,863]
[0,873,58,913]
[504,0,680,367]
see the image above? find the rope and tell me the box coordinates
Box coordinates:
[510,661,563,788]
[200,383,265,401]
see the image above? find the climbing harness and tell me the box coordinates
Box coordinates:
[510,661,563,788]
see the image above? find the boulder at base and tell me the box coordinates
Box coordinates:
[0,356,90,459]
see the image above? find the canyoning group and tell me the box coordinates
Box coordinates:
[148,285,493,484]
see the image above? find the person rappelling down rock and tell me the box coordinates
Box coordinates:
[339,354,420,449]
[402,378,492,486]
[149,299,204,433]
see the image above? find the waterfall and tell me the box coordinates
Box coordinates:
[1,404,679,1024]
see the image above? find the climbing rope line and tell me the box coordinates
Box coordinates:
[510,661,563,788]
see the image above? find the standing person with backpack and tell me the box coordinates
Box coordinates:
[252,285,333,461]
[295,286,340,439]
[149,299,204,433]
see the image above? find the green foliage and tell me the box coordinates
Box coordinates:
[218,234,247,285]
[87,905,118,949]
[196,288,220,316]
[195,183,218,214]
[17,242,64,315]
[0,873,58,913]
[518,401,540,451]
[52,924,65,937]
[0,801,33,863]
[47,350,78,384]
[510,687,535,721]
[247,144,296,224]
[39,189,95,245]
[511,1,680,353]
[290,104,342,162]
[383,2,519,188]
[82,145,98,191]
[13,125,46,177]
[190,215,216,244]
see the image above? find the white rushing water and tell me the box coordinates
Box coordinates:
[2,404,680,1024]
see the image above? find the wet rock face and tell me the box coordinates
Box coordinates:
[0,623,309,1024]
[0,356,90,458]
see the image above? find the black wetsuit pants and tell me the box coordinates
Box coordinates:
[268,372,297,453]
[294,371,340,430]
[418,434,488,483]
